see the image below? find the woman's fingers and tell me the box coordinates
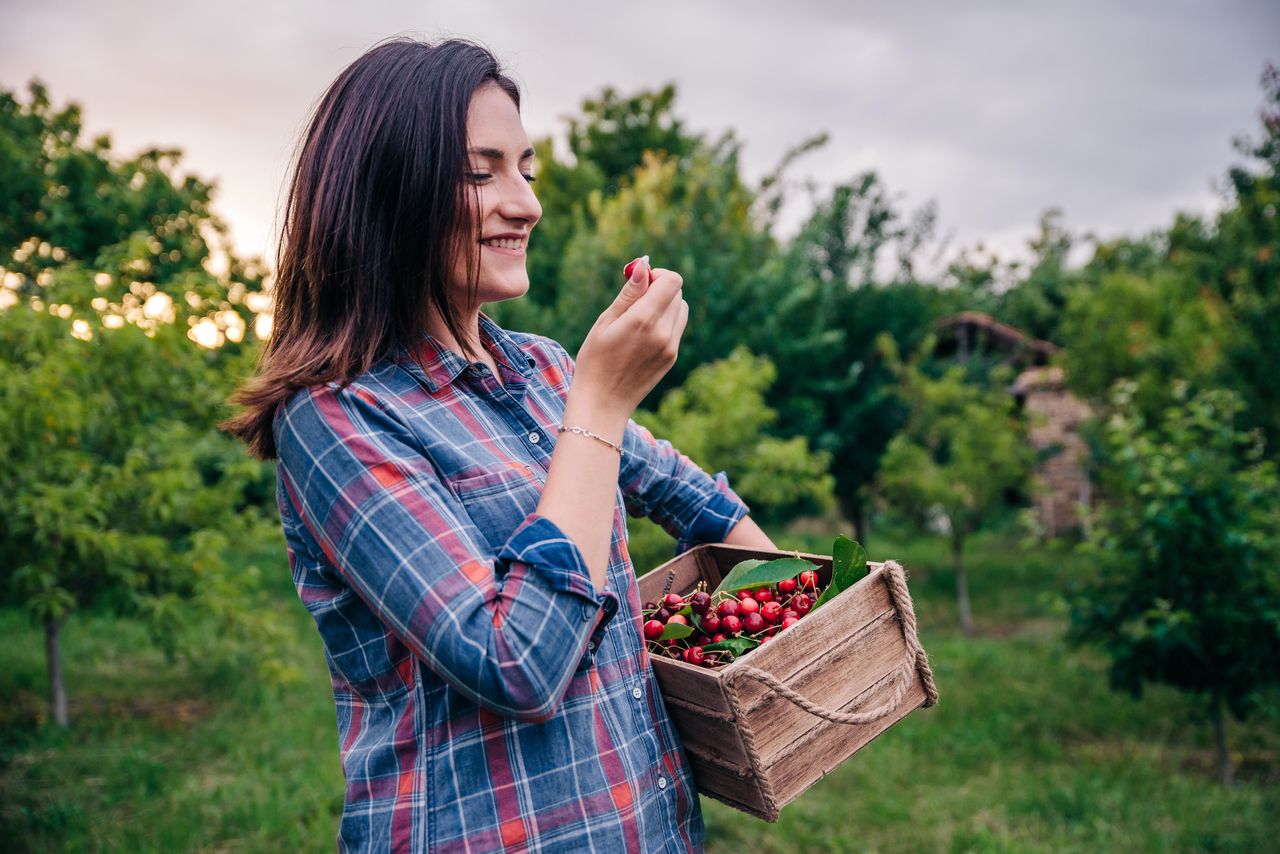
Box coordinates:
[627,267,683,332]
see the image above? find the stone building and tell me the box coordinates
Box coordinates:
[934,312,1092,536]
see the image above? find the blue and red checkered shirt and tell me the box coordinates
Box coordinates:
[274,312,751,852]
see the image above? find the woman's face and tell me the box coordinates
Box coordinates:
[451,83,542,310]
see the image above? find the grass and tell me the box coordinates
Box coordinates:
[2,522,1277,851]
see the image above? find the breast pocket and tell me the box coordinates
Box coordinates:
[448,465,545,555]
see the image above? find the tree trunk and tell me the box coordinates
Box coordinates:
[953,534,974,636]
[45,615,69,727]
[1213,693,1235,786]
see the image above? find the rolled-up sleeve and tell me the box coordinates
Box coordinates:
[618,419,751,554]
[543,339,751,555]
[274,382,619,723]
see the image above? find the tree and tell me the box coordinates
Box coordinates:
[1066,383,1280,784]
[877,335,1034,635]
[635,346,836,526]
[0,80,275,725]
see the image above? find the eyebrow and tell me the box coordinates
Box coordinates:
[468,146,536,161]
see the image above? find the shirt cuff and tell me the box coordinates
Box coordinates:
[499,512,621,639]
[676,470,752,555]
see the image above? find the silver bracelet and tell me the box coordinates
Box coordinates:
[558,424,623,455]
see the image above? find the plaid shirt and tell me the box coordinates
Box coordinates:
[274,312,750,852]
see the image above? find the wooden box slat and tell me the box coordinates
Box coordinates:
[637,546,937,822]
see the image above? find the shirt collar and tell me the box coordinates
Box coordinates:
[397,312,535,393]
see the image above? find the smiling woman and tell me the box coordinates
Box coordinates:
[221,36,775,853]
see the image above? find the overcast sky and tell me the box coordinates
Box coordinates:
[2,1,1276,272]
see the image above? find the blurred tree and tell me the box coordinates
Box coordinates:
[877,335,1033,635]
[1066,383,1280,784]
[0,80,277,725]
[994,208,1076,343]
[635,346,836,527]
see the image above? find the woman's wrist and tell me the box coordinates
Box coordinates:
[562,388,630,446]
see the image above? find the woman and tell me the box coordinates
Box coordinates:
[226,37,777,852]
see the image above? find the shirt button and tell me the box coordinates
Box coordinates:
[657,777,667,790]
[528,431,541,444]
[587,640,595,651]
[631,686,643,700]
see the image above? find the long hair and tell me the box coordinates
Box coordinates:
[222,38,520,459]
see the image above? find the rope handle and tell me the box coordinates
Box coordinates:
[726,656,917,725]
[723,560,939,726]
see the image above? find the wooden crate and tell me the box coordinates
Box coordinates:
[636,543,939,822]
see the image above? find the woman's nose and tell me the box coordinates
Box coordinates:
[498,175,541,225]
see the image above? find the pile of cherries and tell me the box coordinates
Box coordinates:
[641,568,821,668]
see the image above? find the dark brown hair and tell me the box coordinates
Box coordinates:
[222,38,519,459]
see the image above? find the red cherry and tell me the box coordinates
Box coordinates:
[781,608,798,621]
[716,600,740,619]
[753,587,774,603]
[759,635,772,644]
[667,614,688,626]
[720,615,742,635]
[690,632,710,646]
[655,607,672,623]
[743,612,766,634]
[643,601,658,612]
[799,570,818,591]
[643,619,664,640]
[711,633,728,643]
[683,646,706,666]
[778,578,797,594]
[663,592,684,610]
[792,594,812,617]
[700,613,721,634]
[689,591,711,614]
[760,601,782,623]
[738,597,760,616]
[780,615,799,630]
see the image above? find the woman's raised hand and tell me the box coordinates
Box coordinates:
[572,256,689,419]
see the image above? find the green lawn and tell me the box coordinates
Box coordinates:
[2,523,1276,852]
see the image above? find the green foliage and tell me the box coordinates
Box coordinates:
[878,335,1033,542]
[635,346,835,526]
[0,80,282,718]
[1067,383,1280,722]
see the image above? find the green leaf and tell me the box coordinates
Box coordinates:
[659,622,693,641]
[700,636,760,659]
[712,557,817,598]
[811,536,867,613]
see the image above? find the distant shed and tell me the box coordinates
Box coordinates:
[934,312,1091,535]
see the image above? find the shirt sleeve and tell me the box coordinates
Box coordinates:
[542,338,751,555]
[273,382,619,724]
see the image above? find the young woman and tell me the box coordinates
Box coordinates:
[226,37,777,852]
